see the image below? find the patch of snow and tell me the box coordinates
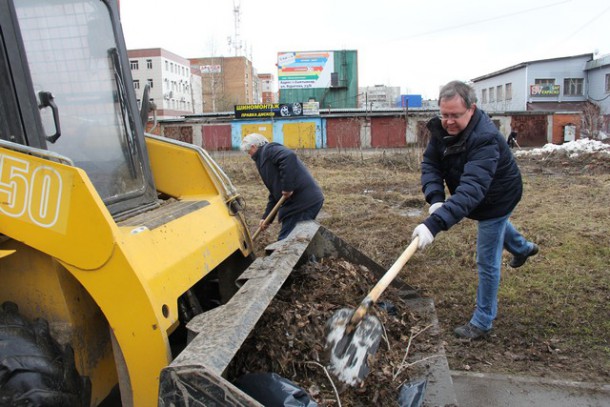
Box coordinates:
[514,138,610,158]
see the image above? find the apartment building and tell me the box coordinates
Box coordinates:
[358,85,401,109]
[128,48,202,120]
[259,73,277,103]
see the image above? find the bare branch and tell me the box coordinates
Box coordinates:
[305,361,342,407]
[392,323,433,380]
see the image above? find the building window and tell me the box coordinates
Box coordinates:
[165,60,168,71]
[481,88,487,103]
[146,59,153,69]
[535,78,554,85]
[133,79,140,89]
[496,85,503,101]
[130,60,138,70]
[505,83,512,100]
[563,78,583,96]
[147,79,154,88]
[606,74,610,93]
[489,87,495,102]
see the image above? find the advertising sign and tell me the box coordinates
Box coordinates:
[234,103,303,119]
[200,65,221,74]
[277,51,334,90]
[302,101,320,116]
[530,84,560,96]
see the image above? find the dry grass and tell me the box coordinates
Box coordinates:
[214,148,610,383]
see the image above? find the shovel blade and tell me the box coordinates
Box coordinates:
[325,308,382,386]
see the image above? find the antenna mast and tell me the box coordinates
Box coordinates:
[229,0,243,56]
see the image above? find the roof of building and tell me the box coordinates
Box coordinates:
[471,53,594,82]
[127,48,189,64]
[584,54,610,70]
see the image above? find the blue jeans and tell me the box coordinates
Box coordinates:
[278,201,323,240]
[471,214,534,331]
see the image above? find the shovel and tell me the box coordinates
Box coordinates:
[325,237,419,386]
[251,195,287,241]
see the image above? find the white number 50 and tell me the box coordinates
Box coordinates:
[0,155,63,228]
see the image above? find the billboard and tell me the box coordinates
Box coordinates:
[234,103,303,119]
[277,51,334,90]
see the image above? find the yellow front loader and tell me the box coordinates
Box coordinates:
[0,1,261,405]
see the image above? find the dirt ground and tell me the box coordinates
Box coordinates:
[215,147,610,404]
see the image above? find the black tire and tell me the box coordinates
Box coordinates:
[0,301,90,407]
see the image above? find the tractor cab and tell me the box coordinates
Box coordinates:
[0,0,157,217]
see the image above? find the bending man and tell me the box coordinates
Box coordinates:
[241,133,324,241]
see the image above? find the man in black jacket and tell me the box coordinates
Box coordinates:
[412,81,538,340]
[241,133,324,240]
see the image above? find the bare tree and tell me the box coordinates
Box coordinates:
[582,101,601,139]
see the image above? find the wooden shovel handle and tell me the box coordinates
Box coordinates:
[252,195,288,241]
[347,237,419,330]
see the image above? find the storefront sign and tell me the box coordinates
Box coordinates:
[530,84,560,96]
[234,103,304,118]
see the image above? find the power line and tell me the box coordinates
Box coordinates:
[558,4,610,44]
[397,0,572,40]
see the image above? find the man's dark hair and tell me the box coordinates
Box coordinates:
[438,80,478,108]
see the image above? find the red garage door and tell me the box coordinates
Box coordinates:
[202,124,232,151]
[511,115,547,147]
[326,117,361,148]
[371,117,406,148]
[164,126,193,144]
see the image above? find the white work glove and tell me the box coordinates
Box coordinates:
[412,224,434,250]
[429,202,444,215]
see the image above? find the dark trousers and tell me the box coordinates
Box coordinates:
[278,201,323,240]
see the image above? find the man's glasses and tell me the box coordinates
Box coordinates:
[438,109,470,121]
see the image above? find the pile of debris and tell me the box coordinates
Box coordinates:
[228,258,436,406]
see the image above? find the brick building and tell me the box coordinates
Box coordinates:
[189,56,257,112]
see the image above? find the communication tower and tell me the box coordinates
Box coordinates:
[228,0,244,56]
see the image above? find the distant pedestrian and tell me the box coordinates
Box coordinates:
[507,131,519,149]
[241,133,324,241]
[411,80,538,340]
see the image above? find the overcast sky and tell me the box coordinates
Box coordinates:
[119,0,609,99]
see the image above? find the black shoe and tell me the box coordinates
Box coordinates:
[454,323,490,340]
[509,243,539,268]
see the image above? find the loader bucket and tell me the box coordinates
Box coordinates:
[158,221,457,406]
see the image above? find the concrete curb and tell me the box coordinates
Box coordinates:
[450,370,610,407]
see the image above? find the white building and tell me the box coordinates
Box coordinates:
[128,48,202,120]
[470,52,610,119]
[471,53,610,135]
[471,53,595,113]
[584,54,610,133]
[189,67,204,115]
[358,85,401,109]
